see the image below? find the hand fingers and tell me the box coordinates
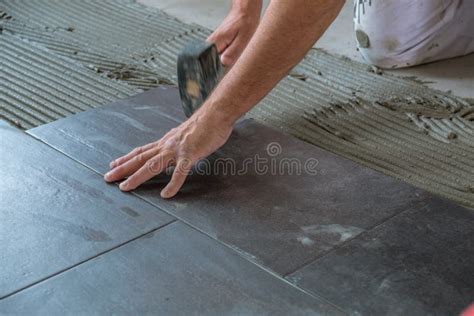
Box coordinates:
[161,158,193,199]
[207,31,228,53]
[109,142,158,169]
[220,34,248,66]
[119,152,173,191]
[207,27,238,54]
[104,146,161,182]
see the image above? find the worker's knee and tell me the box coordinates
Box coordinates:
[353,29,389,68]
[352,0,474,69]
[354,29,413,69]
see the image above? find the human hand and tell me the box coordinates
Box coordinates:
[207,0,262,66]
[104,110,233,198]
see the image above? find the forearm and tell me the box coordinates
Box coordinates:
[200,0,344,125]
[108,0,344,196]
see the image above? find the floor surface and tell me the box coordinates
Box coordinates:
[1,1,473,314]
[2,87,472,315]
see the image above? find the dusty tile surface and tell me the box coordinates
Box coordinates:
[287,197,474,316]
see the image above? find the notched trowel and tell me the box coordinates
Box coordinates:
[177,40,224,117]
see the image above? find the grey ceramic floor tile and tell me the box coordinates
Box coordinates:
[29,87,433,275]
[28,86,185,174]
[0,120,12,128]
[287,197,474,316]
[0,123,174,298]
[0,221,344,316]
[136,119,433,275]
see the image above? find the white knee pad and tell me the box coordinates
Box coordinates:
[353,0,474,68]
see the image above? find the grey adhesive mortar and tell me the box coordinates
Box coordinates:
[251,50,474,209]
[0,0,192,57]
[3,19,175,89]
[0,33,138,128]
[0,0,195,91]
[1,0,473,208]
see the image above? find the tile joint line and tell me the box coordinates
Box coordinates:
[25,131,347,313]
[0,219,178,301]
[282,204,420,278]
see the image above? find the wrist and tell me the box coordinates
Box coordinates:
[196,98,241,130]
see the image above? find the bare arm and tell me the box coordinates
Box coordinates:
[204,0,345,125]
[105,0,344,198]
[207,0,263,66]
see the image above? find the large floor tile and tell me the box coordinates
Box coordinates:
[29,87,435,275]
[135,119,433,275]
[28,86,185,174]
[0,221,344,315]
[287,197,474,316]
[0,122,174,298]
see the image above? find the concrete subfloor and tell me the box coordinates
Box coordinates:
[138,0,474,99]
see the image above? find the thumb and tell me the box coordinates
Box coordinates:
[220,35,248,66]
[207,28,238,54]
